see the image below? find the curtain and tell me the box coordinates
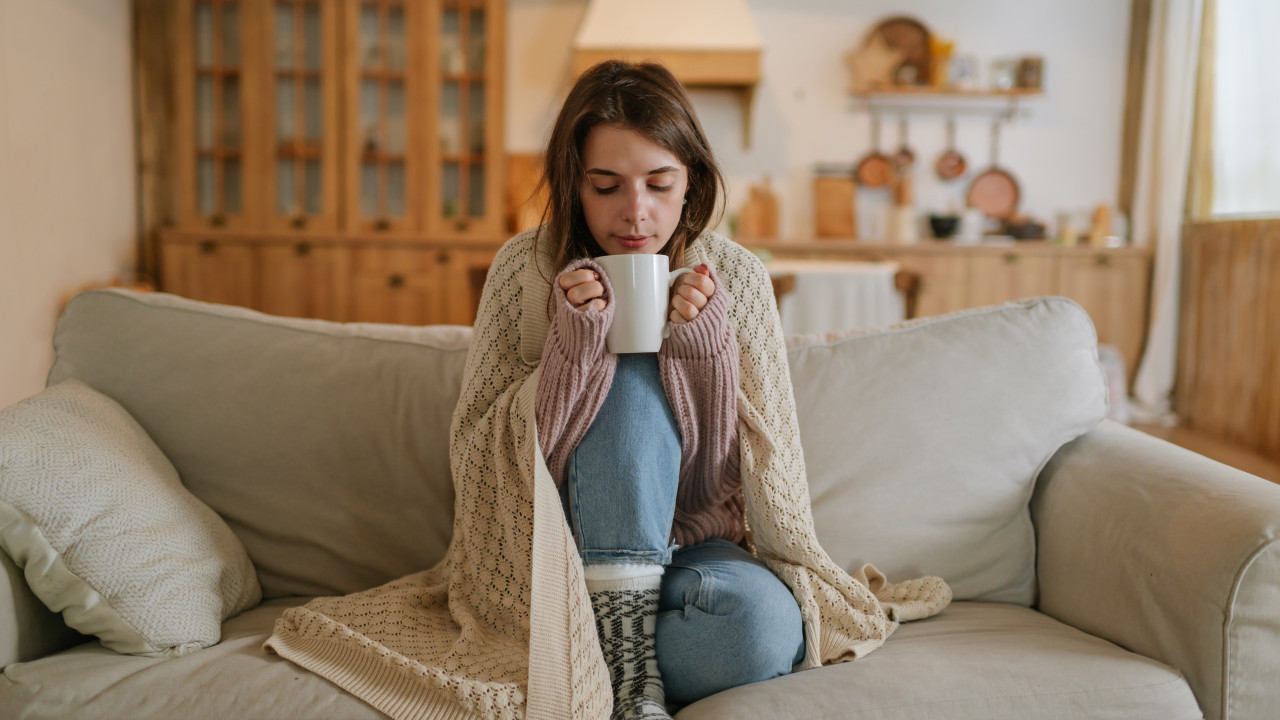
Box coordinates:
[1130,0,1206,422]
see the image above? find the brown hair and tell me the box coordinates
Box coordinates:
[533,60,725,276]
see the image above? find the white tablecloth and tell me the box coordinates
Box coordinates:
[766,259,904,335]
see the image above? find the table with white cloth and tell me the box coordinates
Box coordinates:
[765,259,904,335]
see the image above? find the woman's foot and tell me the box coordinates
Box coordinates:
[586,572,672,720]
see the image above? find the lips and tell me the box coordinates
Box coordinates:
[614,235,651,249]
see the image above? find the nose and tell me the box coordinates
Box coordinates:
[622,184,648,224]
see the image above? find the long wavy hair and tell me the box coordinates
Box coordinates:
[533,60,725,280]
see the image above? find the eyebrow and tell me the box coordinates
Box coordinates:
[585,166,680,177]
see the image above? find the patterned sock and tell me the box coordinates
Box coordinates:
[586,573,671,720]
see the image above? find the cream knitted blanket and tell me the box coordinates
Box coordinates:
[263,229,951,720]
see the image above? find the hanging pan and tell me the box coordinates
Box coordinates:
[935,116,967,181]
[966,121,1020,218]
[893,116,915,171]
[854,115,894,188]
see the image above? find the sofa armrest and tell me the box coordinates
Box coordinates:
[1032,420,1280,720]
[0,548,85,669]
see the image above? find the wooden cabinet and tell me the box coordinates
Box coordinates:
[968,251,1057,307]
[258,241,350,320]
[892,253,970,318]
[161,239,258,307]
[173,0,267,230]
[1058,252,1151,373]
[264,0,343,234]
[171,0,504,236]
[161,0,506,324]
[753,240,1152,381]
[350,246,447,325]
[161,234,498,325]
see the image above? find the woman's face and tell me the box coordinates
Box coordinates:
[579,124,689,256]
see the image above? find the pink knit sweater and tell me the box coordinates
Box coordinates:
[535,257,745,548]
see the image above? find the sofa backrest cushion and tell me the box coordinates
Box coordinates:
[49,290,469,600]
[786,297,1108,605]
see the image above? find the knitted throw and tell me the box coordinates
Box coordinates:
[263,229,952,720]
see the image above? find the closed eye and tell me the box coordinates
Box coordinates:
[591,185,619,195]
[649,184,673,192]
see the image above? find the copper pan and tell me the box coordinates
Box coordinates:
[966,121,1020,218]
[935,116,967,181]
[855,115,894,188]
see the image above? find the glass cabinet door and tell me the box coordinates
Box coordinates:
[345,0,421,233]
[179,0,261,228]
[266,0,341,232]
[429,0,502,236]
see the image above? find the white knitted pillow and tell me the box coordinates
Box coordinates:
[0,379,261,657]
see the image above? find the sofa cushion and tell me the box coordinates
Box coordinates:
[0,602,1199,720]
[676,602,1201,720]
[0,598,387,719]
[48,290,470,600]
[0,379,260,657]
[786,298,1108,604]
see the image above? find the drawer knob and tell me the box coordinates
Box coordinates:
[388,273,405,289]
[199,240,217,255]
[295,242,312,257]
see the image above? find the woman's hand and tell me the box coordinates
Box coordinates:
[670,264,715,324]
[559,268,606,312]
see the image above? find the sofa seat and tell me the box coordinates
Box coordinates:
[677,602,1202,720]
[0,598,387,720]
[2,600,1200,720]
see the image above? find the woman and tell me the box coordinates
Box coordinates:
[265,61,949,720]
[531,61,802,718]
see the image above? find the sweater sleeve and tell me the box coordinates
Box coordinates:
[535,258,618,487]
[658,266,745,545]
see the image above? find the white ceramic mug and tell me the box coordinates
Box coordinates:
[595,254,694,354]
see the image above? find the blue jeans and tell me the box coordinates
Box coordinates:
[565,354,806,705]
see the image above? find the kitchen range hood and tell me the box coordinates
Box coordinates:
[571,0,763,146]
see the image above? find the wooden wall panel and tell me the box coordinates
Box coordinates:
[1178,219,1280,464]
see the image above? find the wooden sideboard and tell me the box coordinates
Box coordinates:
[159,232,1152,384]
[748,240,1153,383]
[160,230,502,326]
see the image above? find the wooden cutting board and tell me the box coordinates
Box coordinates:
[738,178,779,239]
[814,175,857,238]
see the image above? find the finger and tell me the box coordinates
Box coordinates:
[677,284,708,311]
[671,294,699,322]
[583,298,606,313]
[566,280,604,306]
[559,268,599,290]
[681,272,715,299]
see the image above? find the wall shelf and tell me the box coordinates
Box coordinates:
[851,86,1043,121]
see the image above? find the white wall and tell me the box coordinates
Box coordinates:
[0,0,136,408]
[506,0,1131,239]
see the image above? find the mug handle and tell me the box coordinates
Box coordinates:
[661,267,696,339]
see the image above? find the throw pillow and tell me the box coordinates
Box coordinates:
[0,379,261,656]
[787,297,1108,605]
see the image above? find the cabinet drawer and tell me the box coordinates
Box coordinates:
[160,240,258,308]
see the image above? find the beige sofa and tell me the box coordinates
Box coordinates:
[2,288,1277,719]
